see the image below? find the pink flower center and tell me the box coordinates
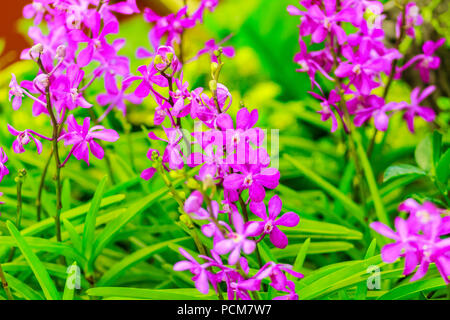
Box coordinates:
[70,88,79,102]
[352,64,362,75]
[416,210,431,223]
[32,2,45,12]
[243,174,253,187]
[264,221,274,233]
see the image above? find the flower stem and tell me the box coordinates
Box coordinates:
[239,195,263,269]
[37,55,63,243]
[0,263,13,300]
[36,149,53,221]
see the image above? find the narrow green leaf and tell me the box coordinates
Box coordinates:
[284,154,365,224]
[4,273,44,300]
[63,218,82,253]
[291,238,310,278]
[378,277,447,300]
[82,175,108,262]
[6,221,60,300]
[87,287,217,300]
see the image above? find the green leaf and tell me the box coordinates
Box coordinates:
[97,237,190,286]
[82,175,108,263]
[291,238,310,278]
[383,164,427,182]
[4,273,44,300]
[436,149,450,184]
[62,178,71,212]
[284,154,365,224]
[6,221,60,300]
[86,287,217,300]
[63,218,82,256]
[93,188,171,261]
[280,219,363,240]
[415,134,433,172]
[432,131,442,167]
[378,277,447,300]
[273,241,355,259]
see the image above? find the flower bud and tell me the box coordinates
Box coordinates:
[211,62,218,74]
[180,214,195,229]
[186,178,200,190]
[154,55,163,65]
[209,79,217,92]
[31,43,44,54]
[34,74,49,90]
[55,45,66,59]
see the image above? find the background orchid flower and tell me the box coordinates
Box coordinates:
[400,86,436,133]
[7,124,52,155]
[59,115,119,166]
[0,147,9,183]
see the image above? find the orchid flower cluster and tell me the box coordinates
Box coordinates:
[6,0,144,165]
[371,199,450,284]
[287,0,444,133]
[120,2,303,300]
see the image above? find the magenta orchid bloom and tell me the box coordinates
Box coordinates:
[52,65,92,112]
[371,199,450,284]
[97,74,143,121]
[7,124,52,155]
[191,36,235,63]
[0,147,9,183]
[215,211,259,265]
[124,63,168,98]
[396,2,423,39]
[397,38,445,83]
[148,127,184,170]
[255,262,304,292]
[59,115,119,166]
[309,90,344,133]
[400,86,436,133]
[70,12,119,67]
[173,248,213,294]
[9,74,25,111]
[248,195,300,249]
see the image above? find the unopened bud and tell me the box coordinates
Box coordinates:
[180,214,195,229]
[211,62,218,74]
[55,45,66,59]
[31,43,44,54]
[154,55,163,65]
[209,79,217,92]
[35,74,49,90]
[186,178,200,190]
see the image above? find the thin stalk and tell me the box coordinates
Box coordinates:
[328,35,368,208]
[368,2,407,157]
[37,55,63,243]
[36,149,53,221]
[0,264,13,300]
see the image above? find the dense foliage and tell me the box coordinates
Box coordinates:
[0,0,448,300]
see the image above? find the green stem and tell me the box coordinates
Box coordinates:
[0,263,13,300]
[37,149,53,222]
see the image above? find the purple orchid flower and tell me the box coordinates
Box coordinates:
[0,147,9,183]
[23,0,49,25]
[140,149,160,181]
[148,127,185,170]
[309,90,345,133]
[173,248,213,294]
[214,211,259,265]
[335,45,386,95]
[9,74,25,111]
[52,65,92,112]
[124,63,168,98]
[223,148,280,203]
[248,195,300,249]
[97,74,143,121]
[59,115,119,166]
[190,36,235,63]
[397,38,445,83]
[70,11,119,67]
[400,86,436,133]
[7,124,52,155]
[396,2,423,39]
[255,262,304,293]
